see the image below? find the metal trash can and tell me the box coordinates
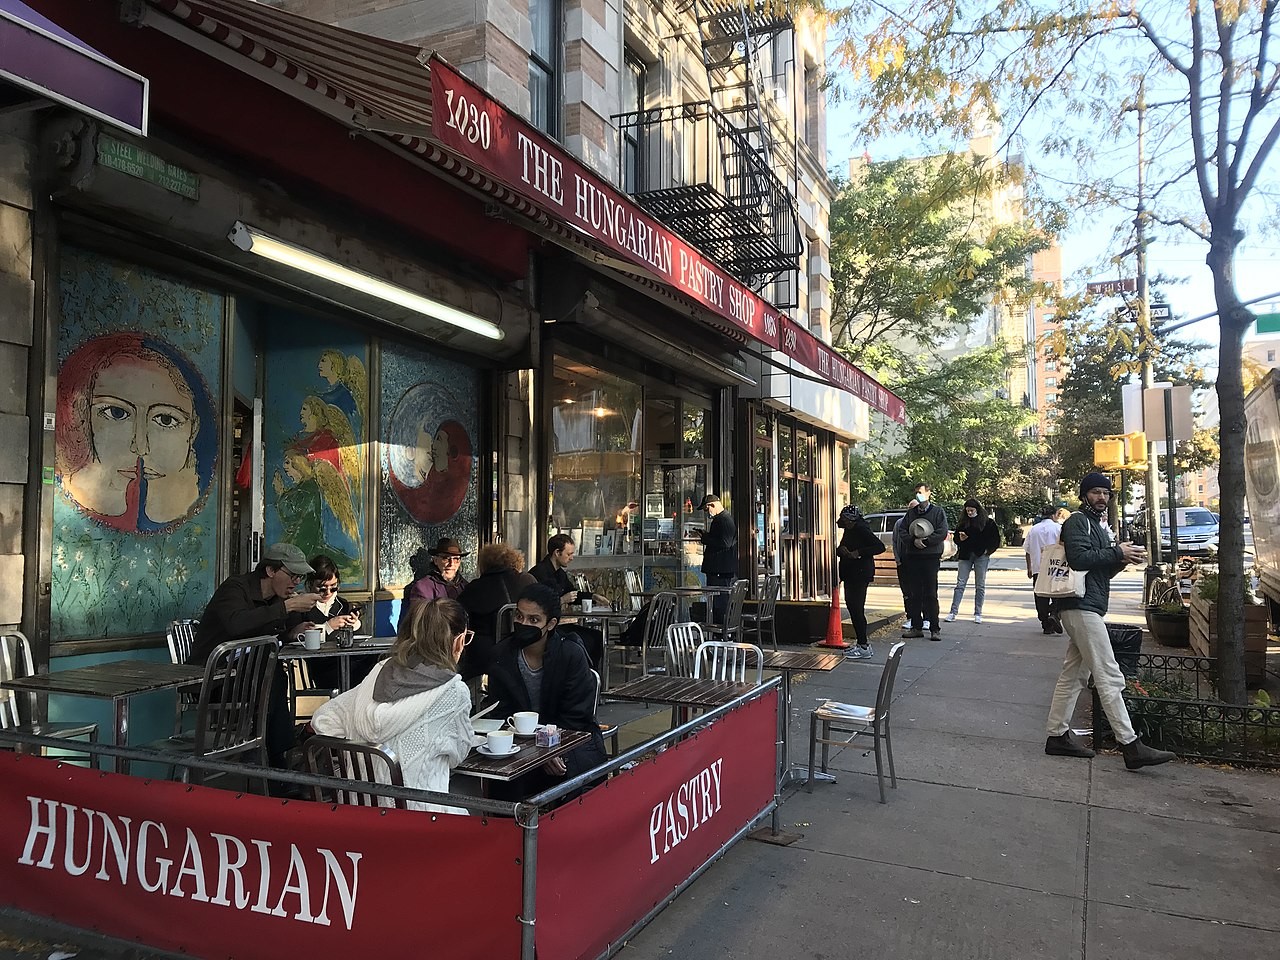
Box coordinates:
[1106,624,1143,679]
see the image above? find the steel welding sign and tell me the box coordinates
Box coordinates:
[1086,278,1137,296]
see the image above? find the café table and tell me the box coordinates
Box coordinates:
[605,675,754,711]
[276,635,394,691]
[632,585,733,625]
[564,605,640,691]
[1,659,205,774]
[454,729,591,783]
[761,648,846,786]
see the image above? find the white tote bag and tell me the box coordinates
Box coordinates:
[1034,543,1087,598]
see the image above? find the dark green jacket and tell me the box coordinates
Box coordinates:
[1058,509,1125,616]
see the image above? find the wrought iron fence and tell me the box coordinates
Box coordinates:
[1096,653,1280,767]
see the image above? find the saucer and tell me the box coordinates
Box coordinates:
[477,743,519,757]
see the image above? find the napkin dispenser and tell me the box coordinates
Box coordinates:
[535,725,561,747]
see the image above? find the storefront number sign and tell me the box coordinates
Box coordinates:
[429,59,906,423]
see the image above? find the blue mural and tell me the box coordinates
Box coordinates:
[53,249,222,639]
[379,342,480,587]
[262,311,369,588]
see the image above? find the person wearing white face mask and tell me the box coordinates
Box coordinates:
[901,483,949,640]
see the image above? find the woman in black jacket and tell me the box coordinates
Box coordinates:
[457,542,536,683]
[836,505,885,658]
[483,583,607,801]
[945,498,1002,623]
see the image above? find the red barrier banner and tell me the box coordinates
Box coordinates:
[0,754,522,959]
[428,58,906,423]
[535,690,778,960]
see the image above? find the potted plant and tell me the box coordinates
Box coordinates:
[1146,597,1191,647]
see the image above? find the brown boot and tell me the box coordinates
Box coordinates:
[1121,738,1176,770]
[1045,731,1095,758]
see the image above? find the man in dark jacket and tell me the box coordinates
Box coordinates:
[529,534,604,670]
[836,505,885,658]
[900,483,949,640]
[190,543,320,774]
[484,583,607,800]
[698,495,737,621]
[1045,472,1175,770]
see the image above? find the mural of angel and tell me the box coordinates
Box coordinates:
[317,349,368,431]
[56,333,217,533]
[274,447,360,569]
[297,396,361,499]
[386,382,473,524]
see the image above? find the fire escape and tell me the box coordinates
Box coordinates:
[613,1,802,305]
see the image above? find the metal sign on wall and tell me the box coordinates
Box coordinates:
[427,58,906,424]
[96,135,199,199]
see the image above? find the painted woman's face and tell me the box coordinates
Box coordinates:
[90,357,196,480]
[300,405,320,433]
[432,429,451,472]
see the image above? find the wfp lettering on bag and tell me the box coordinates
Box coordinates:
[1034,543,1086,599]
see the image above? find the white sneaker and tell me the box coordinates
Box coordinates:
[923,620,931,630]
[974,614,983,624]
[846,644,874,659]
[943,613,956,622]
[902,617,913,628]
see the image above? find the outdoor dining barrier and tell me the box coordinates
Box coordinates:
[0,677,780,960]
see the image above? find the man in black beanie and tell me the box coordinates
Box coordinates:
[1043,472,1176,770]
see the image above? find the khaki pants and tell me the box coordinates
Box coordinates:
[1046,608,1136,744]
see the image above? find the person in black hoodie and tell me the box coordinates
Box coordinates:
[458,542,536,683]
[836,505,886,658]
[901,483,950,640]
[483,583,607,801]
[945,498,1002,623]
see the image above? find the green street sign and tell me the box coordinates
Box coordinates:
[1257,312,1280,333]
[97,135,200,200]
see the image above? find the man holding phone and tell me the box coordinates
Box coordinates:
[1044,473,1175,770]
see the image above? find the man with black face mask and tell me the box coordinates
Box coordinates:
[483,583,607,799]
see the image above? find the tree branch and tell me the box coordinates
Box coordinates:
[1127,8,1192,76]
[1215,5,1238,207]
[1236,111,1280,211]
[1185,8,1218,216]
[1148,212,1211,243]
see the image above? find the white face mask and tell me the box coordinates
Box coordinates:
[915,492,929,504]
[966,509,977,517]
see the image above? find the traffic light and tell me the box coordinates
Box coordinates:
[1124,431,1147,467]
[1094,438,1125,469]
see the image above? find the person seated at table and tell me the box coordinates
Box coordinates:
[529,534,605,671]
[457,542,536,685]
[190,542,321,781]
[483,583,607,801]
[311,599,476,814]
[285,554,376,690]
[400,538,469,630]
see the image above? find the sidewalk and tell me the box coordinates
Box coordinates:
[3,558,1278,958]
[618,562,1280,960]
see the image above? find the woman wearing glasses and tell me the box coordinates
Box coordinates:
[285,555,374,689]
[312,598,478,813]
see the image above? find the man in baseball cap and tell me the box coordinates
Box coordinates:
[696,494,737,622]
[190,542,322,784]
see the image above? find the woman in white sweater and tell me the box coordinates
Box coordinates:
[312,598,477,813]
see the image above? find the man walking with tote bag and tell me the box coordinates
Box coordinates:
[1043,473,1175,770]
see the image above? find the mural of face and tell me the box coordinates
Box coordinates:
[300,403,321,434]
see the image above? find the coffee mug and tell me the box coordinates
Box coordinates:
[486,730,515,754]
[508,711,539,735]
[581,598,593,614]
[302,627,324,651]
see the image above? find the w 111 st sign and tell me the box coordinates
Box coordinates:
[1086,278,1137,296]
[428,58,906,424]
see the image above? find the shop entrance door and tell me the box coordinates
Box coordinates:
[753,439,776,582]
[641,461,709,591]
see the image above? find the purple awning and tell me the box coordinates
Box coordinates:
[0,0,147,134]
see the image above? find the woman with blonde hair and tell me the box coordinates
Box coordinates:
[311,598,476,813]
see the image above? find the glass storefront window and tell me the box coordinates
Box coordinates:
[682,405,707,459]
[779,424,794,475]
[644,396,677,459]
[797,430,812,477]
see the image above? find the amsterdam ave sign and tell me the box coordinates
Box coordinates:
[429,58,906,423]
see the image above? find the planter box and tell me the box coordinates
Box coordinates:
[1189,592,1270,686]
[1146,609,1190,647]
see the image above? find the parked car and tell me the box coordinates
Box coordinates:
[1134,507,1220,555]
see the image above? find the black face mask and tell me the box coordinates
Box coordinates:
[512,623,544,648]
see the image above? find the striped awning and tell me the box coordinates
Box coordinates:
[0,0,148,134]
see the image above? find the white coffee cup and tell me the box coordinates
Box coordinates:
[302,627,324,651]
[486,730,515,754]
[581,598,593,613]
[508,711,539,735]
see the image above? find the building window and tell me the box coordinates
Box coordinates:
[621,50,646,193]
[1044,377,1056,388]
[1045,393,1057,405]
[529,0,560,136]
[1268,350,1276,362]
[1044,360,1057,372]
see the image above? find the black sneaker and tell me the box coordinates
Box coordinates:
[1052,618,1064,634]
[901,628,924,638]
[1042,624,1055,635]
[929,631,942,641]
[1046,731,1095,758]
[1121,738,1176,770]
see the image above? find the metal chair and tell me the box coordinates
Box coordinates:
[305,735,406,808]
[623,569,644,612]
[166,619,200,734]
[144,636,278,788]
[288,658,340,723]
[665,622,704,678]
[709,578,750,644]
[693,640,764,685]
[639,591,678,677]
[742,574,781,650]
[0,631,99,764]
[589,669,619,756]
[807,641,905,803]
[496,602,517,641]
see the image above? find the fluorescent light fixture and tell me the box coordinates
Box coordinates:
[228,221,504,341]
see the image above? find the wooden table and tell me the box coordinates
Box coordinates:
[1,660,205,773]
[454,729,591,782]
[277,636,393,690]
[762,648,846,785]
[606,675,754,710]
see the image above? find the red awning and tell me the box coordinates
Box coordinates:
[0,0,148,134]
[139,0,904,421]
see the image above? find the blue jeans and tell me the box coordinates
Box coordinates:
[949,554,990,616]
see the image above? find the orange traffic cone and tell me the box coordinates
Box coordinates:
[818,588,850,649]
